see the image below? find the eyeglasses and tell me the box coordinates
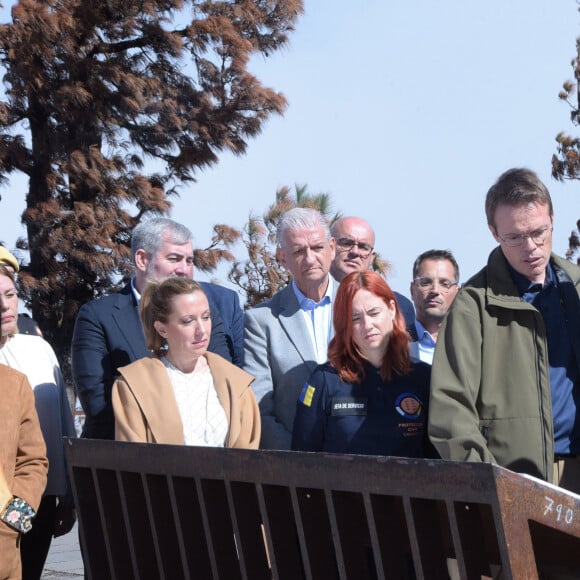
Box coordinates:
[414,277,458,293]
[335,237,374,259]
[497,226,553,248]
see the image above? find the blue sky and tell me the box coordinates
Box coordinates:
[1,1,579,300]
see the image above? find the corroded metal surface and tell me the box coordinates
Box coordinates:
[65,439,580,579]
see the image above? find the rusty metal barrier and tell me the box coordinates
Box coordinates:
[64,438,580,579]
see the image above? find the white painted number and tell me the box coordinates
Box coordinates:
[544,496,574,524]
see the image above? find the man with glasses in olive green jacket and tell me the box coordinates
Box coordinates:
[429,168,580,493]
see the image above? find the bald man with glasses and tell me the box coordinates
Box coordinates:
[330,216,417,338]
[429,168,580,498]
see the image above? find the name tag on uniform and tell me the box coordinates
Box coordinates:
[331,397,368,416]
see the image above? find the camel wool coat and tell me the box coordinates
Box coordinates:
[112,353,260,448]
[0,366,48,580]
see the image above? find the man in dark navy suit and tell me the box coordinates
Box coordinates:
[200,282,244,366]
[71,218,231,440]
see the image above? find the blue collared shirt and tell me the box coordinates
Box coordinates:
[511,263,580,455]
[409,320,436,365]
[292,278,334,364]
[130,277,141,303]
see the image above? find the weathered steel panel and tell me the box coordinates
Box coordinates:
[65,439,580,580]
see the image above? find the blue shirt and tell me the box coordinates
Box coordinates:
[410,320,436,365]
[511,264,580,455]
[291,278,334,364]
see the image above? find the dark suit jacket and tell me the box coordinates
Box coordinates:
[394,291,418,341]
[71,281,231,440]
[17,313,42,336]
[200,282,244,367]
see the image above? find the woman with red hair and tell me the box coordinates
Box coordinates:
[292,271,433,457]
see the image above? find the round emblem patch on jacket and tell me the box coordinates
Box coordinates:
[395,393,424,419]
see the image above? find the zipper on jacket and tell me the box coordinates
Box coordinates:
[532,320,552,482]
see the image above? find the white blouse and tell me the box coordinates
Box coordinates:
[161,356,228,447]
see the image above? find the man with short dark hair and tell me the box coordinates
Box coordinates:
[410,249,460,364]
[429,168,580,493]
[71,217,231,440]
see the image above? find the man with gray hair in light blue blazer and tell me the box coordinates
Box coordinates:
[244,208,337,449]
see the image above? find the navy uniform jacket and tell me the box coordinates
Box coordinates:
[292,361,433,457]
[71,281,231,440]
